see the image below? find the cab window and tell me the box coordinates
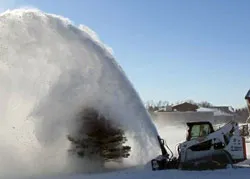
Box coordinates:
[190,124,211,140]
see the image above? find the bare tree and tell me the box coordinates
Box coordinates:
[198,101,213,108]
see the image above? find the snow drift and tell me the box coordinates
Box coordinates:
[0,8,160,178]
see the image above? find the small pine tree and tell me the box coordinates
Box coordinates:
[67,107,131,163]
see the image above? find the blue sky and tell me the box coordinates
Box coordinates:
[2,0,250,108]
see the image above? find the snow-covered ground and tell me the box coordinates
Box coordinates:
[13,165,250,179]
[39,168,250,179]
[0,8,250,179]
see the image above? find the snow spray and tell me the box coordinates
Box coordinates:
[0,8,160,177]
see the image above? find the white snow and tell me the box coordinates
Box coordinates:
[197,107,233,116]
[0,7,250,179]
[0,8,160,178]
[10,166,250,179]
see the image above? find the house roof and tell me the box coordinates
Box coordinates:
[172,102,198,108]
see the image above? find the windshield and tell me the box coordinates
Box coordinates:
[190,124,212,139]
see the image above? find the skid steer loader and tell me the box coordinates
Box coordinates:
[151,120,247,171]
[151,89,250,171]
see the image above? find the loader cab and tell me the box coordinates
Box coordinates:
[186,121,214,141]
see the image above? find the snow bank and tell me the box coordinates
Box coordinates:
[197,107,233,116]
[0,8,160,178]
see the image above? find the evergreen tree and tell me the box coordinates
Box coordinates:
[67,107,131,163]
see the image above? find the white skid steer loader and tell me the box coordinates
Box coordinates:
[151,120,247,170]
[151,90,250,171]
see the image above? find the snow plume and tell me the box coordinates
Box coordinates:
[0,8,159,178]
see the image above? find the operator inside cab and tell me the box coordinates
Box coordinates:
[199,125,208,137]
[188,123,212,140]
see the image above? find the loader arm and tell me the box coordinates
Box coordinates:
[205,120,240,144]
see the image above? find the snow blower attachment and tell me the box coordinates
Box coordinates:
[151,136,179,170]
[151,120,247,171]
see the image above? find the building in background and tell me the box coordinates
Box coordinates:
[151,102,237,125]
[172,102,199,112]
